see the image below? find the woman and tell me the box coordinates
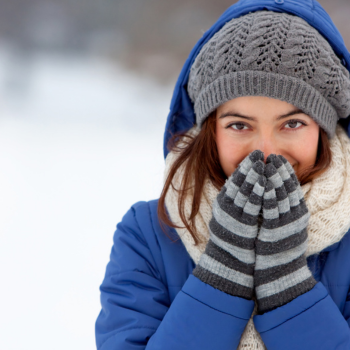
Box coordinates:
[95,1,350,349]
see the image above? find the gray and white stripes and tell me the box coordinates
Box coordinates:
[254,155,316,313]
[193,150,265,300]
[192,151,316,313]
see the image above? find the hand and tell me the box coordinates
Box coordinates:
[254,154,317,314]
[193,150,266,300]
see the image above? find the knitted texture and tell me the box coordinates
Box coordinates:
[187,11,350,138]
[164,125,350,350]
[193,151,265,299]
[254,156,317,314]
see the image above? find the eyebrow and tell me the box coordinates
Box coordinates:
[219,109,305,121]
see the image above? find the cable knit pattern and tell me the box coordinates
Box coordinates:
[164,124,350,350]
[187,11,350,138]
[303,125,350,256]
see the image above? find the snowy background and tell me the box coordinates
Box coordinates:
[0,0,348,349]
[0,50,172,349]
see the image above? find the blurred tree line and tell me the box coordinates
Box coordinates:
[0,0,349,82]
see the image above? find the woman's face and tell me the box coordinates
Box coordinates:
[216,96,320,179]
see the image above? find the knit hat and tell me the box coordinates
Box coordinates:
[187,11,350,138]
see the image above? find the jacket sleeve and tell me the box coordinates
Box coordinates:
[253,282,350,349]
[95,202,255,350]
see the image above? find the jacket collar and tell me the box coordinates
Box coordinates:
[321,231,349,252]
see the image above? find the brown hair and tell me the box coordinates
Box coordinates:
[158,112,332,244]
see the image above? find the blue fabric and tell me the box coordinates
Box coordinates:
[96,0,350,348]
[96,200,350,349]
[163,0,350,158]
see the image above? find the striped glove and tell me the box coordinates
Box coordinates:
[254,154,317,314]
[193,150,266,300]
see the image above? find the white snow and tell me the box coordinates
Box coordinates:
[0,51,173,349]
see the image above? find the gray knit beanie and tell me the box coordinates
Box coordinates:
[187,11,350,138]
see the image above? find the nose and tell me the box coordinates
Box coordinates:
[254,134,279,163]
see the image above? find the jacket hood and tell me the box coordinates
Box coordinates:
[163,0,350,159]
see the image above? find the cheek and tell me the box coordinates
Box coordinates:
[287,127,319,175]
[216,127,248,177]
[300,138,318,167]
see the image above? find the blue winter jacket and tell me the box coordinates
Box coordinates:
[95,0,350,349]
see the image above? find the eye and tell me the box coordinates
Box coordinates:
[229,122,249,131]
[284,119,306,129]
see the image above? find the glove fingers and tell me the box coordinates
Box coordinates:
[262,180,279,220]
[259,177,309,245]
[268,155,297,194]
[214,161,265,240]
[240,150,264,175]
[277,155,305,202]
[265,163,290,214]
[242,175,266,218]
[259,167,310,248]
[277,154,300,188]
[268,154,304,203]
[225,175,240,200]
[226,151,263,199]
[249,149,265,163]
[234,160,264,209]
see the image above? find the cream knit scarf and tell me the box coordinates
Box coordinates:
[164,124,350,350]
